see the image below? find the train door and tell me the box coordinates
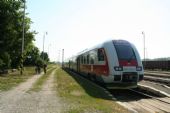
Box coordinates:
[77,56,80,72]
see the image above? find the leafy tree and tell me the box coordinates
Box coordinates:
[40,52,49,62]
[35,57,44,67]
[0,52,11,70]
[0,0,37,70]
[24,45,40,66]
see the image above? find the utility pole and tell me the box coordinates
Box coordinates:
[21,0,26,75]
[58,50,60,64]
[43,32,47,61]
[142,31,145,68]
[62,49,64,68]
[48,44,51,59]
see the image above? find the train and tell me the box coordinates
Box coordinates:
[143,60,170,70]
[64,40,144,89]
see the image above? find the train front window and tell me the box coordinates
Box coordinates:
[114,44,136,61]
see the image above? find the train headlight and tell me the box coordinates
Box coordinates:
[114,66,123,71]
[136,66,142,71]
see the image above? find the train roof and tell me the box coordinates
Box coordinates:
[76,39,131,56]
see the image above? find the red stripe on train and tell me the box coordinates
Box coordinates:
[119,60,138,66]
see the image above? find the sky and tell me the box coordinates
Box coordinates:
[27,0,170,61]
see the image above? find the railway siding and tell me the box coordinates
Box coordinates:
[144,76,170,85]
[138,83,170,97]
[144,72,170,78]
[145,70,170,75]
[144,71,170,87]
[110,88,170,113]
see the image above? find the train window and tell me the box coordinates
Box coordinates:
[98,49,104,61]
[114,44,136,60]
[83,56,86,64]
[81,56,83,64]
[89,50,95,64]
[90,58,94,64]
[77,57,80,63]
[87,54,90,64]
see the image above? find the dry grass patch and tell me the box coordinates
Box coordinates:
[0,66,35,91]
[29,65,57,92]
[54,68,130,113]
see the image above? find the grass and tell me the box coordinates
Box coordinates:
[0,66,35,91]
[29,64,57,92]
[54,68,130,113]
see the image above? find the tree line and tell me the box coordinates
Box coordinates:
[0,0,49,72]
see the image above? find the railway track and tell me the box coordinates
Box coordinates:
[144,75,170,86]
[66,69,170,113]
[110,88,170,113]
[141,80,170,90]
[144,72,170,79]
[144,71,170,87]
[129,88,170,104]
[145,70,170,75]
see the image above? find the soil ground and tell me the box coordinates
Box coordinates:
[0,69,62,113]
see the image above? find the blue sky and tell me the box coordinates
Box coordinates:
[27,0,170,61]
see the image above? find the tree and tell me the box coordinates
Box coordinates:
[0,52,11,71]
[35,57,44,67]
[24,45,40,66]
[0,0,37,71]
[40,52,50,62]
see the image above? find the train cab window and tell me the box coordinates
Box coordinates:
[114,44,136,61]
[98,49,105,61]
[87,54,90,64]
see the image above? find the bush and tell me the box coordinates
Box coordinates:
[35,57,44,67]
[0,52,11,71]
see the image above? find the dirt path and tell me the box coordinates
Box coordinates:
[37,69,61,113]
[0,68,62,113]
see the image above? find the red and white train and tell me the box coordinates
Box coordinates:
[64,40,144,89]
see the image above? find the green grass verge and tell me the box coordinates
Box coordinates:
[54,68,130,113]
[29,65,57,92]
[0,66,35,91]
